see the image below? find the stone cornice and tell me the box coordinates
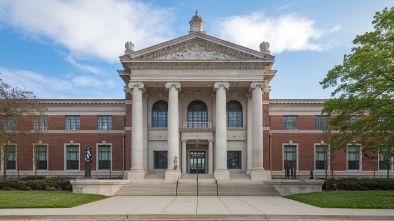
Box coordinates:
[41,99,125,105]
[122,33,274,61]
[123,61,269,70]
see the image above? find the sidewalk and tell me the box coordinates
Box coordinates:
[0,196,393,220]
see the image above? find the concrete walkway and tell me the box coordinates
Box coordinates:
[0,196,393,220]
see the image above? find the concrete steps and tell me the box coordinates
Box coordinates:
[115,175,279,196]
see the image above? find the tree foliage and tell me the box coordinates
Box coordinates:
[0,76,47,180]
[320,7,394,177]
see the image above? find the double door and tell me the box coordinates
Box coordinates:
[189,151,206,174]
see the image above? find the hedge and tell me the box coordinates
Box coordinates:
[0,177,72,191]
[323,178,394,191]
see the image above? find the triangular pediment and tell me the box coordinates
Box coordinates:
[122,33,274,61]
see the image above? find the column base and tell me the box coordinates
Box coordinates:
[214,169,229,180]
[125,169,147,183]
[165,169,181,182]
[250,170,272,182]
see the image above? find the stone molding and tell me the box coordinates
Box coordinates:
[165,82,182,91]
[213,82,230,91]
[124,61,268,70]
[132,38,263,60]
[128,82,145,93]
[249,81,266,91]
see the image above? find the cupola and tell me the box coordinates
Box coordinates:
[189,10,205,34]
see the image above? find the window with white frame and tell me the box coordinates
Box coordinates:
[347,145,360,170]
[283,116,297,130]
[315,115,328,130]
[66,145,79,170]
[34,115,48,131]
[65,116,80,130]
[2,116,17,131]
[98,145,111,170]
[5,145,16,170]
[348,115,361,125]
[97,116,112,130]
[35,145,47,170]
[379,149,393,170]
[315,145,328,170]
[284,145,297,170]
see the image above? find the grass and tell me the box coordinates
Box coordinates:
[0,191,107,208]
[285,191,394,209]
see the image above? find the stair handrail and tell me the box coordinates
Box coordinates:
[215,178,218,196]
[176,177,179,196]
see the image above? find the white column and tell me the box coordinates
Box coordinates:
[214,82,230,179]
[249,81,271,181]
[246,93,252,173]
[181,139,187,174]
[126,82,146,181]
[208,139,214,174]
[165,82,181,180]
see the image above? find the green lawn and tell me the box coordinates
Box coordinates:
[0,191,107,208]
[285,191,394,209]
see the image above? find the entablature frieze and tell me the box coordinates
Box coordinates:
[123,61,269,70]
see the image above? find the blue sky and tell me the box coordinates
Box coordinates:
[0,0,393,99]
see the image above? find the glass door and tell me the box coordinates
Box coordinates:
[189,151,206,174]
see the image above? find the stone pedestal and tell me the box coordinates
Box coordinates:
[214,169,230,180]
[250,170,271,182]
[125,169,147,183]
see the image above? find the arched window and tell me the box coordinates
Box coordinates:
[152,100,168,127]
[227,100,242,127]
[187,100,208,128]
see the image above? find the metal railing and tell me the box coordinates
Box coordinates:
[176,177,179,196]
[215,178,218,196]
[182,122,213,128]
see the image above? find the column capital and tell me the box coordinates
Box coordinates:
[208,139,214,142]
[128,82,145,92]
[245,93,252,98]
[213,82,230,91]
[181,139,188,142]
[249,81,266,92]
[165,82,181,91]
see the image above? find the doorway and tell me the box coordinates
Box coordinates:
[189,151,206,174]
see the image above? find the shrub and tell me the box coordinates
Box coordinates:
[324,178,394,191]
[20,175,46,181]
[0,177,72,191]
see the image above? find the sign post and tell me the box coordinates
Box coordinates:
[85,147,92,179]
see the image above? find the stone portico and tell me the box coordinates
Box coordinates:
[119,12,276,182]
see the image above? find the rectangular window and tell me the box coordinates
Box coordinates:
[315,145,328,170]
[347,145,360,170]
[36,145,48,170]
[284,145,297,170]
[97,116,112,130]
[5,145,16,170]
[315,115,328,130]
[283,115,297,130]
[65,116,80,130]
[348,115,361,124]
[227,151,241,169]
[66,145,79,170]
[154,151,167,169]
[2,116,16,131]
[379,149,393,170]
[98,145,111,170]
[34,116,48,131]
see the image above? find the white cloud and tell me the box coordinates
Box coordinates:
[72,76,115,88]
[0,67,117,98]
[213,12,338,54]
[0,0,175,63]
[66,55,102,75]
[0,67,73,98]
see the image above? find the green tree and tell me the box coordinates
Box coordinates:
[0,76,47,180]
[320,7,394,178]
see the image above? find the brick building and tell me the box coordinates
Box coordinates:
[1,12,392,180]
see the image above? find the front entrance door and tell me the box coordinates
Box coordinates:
[189,151,206,174]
